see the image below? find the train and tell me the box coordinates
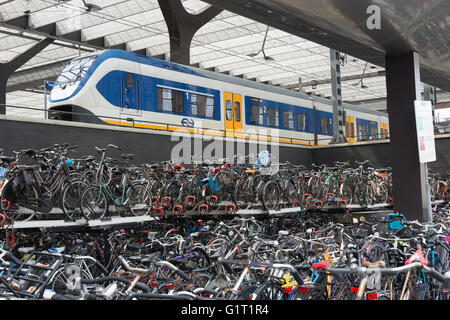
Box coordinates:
[49,49,389,146]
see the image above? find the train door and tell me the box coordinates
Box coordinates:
[379,123,389,139]
[345,116,355,143]
[224,92,242,136]
[120,72,142,118]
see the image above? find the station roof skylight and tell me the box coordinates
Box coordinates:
[0,0,446,116]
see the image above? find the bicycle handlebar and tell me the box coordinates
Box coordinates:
[316,262,450,282]
[80,276,151,293]
[217,258,304,285]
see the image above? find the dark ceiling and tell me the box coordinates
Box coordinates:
[201,0,450,91]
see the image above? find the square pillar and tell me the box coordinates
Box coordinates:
[385,51,430,221]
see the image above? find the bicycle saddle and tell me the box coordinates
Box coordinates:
[22,149,37,157]
[128,242,144,250]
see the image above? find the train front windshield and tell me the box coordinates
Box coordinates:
[55,55,98,86]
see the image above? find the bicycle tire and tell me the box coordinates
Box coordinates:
[61,180,89,220]
[127,183,152,216]
[80,186,108,220]
[262,180,280,211]
[251,280,284,300]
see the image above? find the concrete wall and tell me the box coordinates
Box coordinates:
[1,116,448,174]
[0,117,312,167]
[311,136,450,174]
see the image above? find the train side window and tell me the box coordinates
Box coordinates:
[172,90,184,113]
[191,94,214,118]
[267,108,279,127]
[358,123,367,140]
[320,117,330,135]
[282,111,294,129]
[157,87,172,111]
[297,113,308,132]
[226,100,232,120]
[368,121,377,139]
[126,72,134,88]
[235,102,240,122]
[206,97,214,118]
[250,105,263,125]
[157,87,184,113]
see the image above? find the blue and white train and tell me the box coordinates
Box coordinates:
[49,49,389,145]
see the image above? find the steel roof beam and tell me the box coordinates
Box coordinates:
[158,0,222,65]
[0,37,54,114]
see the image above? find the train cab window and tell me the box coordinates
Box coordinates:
[126,72,134,88]
[235,102,241,122]
[226,100,232,120]
[157,87,184,114]
[297,113,308,132]
[320,117,330,135]
[350,123,355,138]
[282,111,294,129]
[345,122,350,137]
[267,108,279,127]
[191,94,214,118]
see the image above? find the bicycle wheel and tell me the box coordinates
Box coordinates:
[127,183,152,216]
[283,179,298,206]
[61,180,88,220]
[49,266,93,294]
[378,183,389,203]
[262,180,280,211]
[233,180,251,210]
[80,186,108,220]
[251,280,285,300]
[339,181,354,204]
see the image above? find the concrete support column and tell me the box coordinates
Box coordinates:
[385,51,430,222]
[0,38,54,114]
[329,49,347,144]
[423,84,436,124]
[158,0,222,65]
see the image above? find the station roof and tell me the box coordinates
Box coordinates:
[1,0,448,118]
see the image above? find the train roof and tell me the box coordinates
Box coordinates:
[92,49,388,118]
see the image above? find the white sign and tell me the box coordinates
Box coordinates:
[414,100,436,163]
